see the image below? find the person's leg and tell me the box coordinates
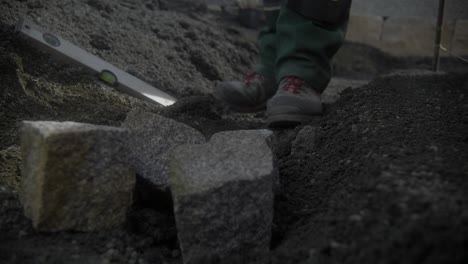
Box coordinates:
[267,0,351,126]
[213,0,283,112]
[275,2,349,92]
[255,0,282,78]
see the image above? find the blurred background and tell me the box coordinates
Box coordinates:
[210,0,468,58]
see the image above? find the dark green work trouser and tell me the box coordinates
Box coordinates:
[255,5,349,93]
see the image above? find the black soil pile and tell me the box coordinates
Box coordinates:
[271,72,468,264]
[1,0,468,263]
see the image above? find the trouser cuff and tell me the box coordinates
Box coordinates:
[254,64,275,79]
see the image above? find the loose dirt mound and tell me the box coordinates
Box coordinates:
[271,71,468,264]
[1,0,468,263]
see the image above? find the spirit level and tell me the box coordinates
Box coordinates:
[15,18,177,106]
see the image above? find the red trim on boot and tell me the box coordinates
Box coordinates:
[282,76,305,94]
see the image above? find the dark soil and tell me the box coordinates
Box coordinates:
[1,0,468,263]
[271,72,468,264]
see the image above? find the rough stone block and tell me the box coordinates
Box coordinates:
[122,110,205,208]
[452,19,468,56]
[20,121,135,232]
[346,15,383,47]
[170,130,275,264]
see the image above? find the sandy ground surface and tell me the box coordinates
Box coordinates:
[1,0,467,263]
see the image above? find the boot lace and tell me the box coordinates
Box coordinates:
[243,72,258,87]
[282,76,304,94]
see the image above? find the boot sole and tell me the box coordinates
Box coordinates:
[267,114,320,127]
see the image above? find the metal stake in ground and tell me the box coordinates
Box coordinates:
[433,0,446,72]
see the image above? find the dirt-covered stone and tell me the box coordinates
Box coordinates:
[122,109,205,209]
[170,130,275,264]
[20,121,135,232]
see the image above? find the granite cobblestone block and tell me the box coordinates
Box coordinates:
[20,121,135,232]
[169,130,275,264]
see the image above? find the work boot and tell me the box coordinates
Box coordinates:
[266,76,323,127]
[213,73,277,112]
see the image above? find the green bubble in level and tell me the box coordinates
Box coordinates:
[99,70,117,85]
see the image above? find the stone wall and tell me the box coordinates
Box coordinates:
[351,0,468,20]
[346,15,468,57]
[347,0,468,57]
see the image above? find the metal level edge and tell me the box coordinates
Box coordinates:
[15,17,177,106]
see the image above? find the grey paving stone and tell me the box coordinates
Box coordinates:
[20,121,134,232]
[122,110,205,207]
[170,130,274,264]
